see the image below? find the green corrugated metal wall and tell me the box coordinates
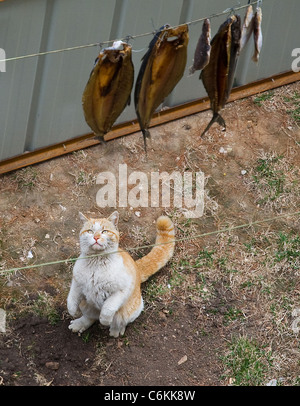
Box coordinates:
[0,0,299,161]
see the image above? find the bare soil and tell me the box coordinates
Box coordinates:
[0,82,299,386]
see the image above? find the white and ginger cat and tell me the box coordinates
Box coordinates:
[67,211,175,337]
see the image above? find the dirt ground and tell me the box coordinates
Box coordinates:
[0,82,299,386]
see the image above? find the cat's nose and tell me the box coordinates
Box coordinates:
[94,236,99,241]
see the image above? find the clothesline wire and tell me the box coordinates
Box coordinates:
[0,1,261,63]
[0,208,298,277]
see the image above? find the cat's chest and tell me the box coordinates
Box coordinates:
[75,255,130,299]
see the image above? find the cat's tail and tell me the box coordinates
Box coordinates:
[136,216,175,283]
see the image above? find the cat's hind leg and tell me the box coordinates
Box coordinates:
[108,297,144,338]
[68,315,96,334]
[109,316,126,338]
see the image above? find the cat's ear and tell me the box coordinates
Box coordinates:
[107,211,119,228]
[79,212,89,223]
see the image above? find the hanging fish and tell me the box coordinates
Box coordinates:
[82,40,134,142]
[252,6,263,62]
[240,4,254,51]
[134,24,189,153]
[200,16,238,137]
[226,15,241,101]
[189,19,211,74]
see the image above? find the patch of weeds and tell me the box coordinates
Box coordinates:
[168,267,186,289]
[246,152,299,210]
[240,280,255,290]
[144,279,168,302]
[31,291,61,325]
[196,249,215,268]
[292,376,300,386]
[216,256,228,270]
[47,308,61,326]
[252,154,285,204]
[127,225,151,259]
[243,238,262,254]
[70,169,96,186]
[81,331,91,343]
[275,232,300,269]
[14,167,39,189]
[283,92,300,123]
[144,262,191,303]
[221,336,273,386]
[223,307,245,325]
[253,91,274,107]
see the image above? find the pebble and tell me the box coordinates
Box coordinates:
[45,362,60,370]
[266,379,277,386]
[178,355,187,365]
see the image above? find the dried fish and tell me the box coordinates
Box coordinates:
[226,15,241,100]
[240,5,254,51]
[200,16,237,137]
[252,7,263,62]
[82,41,134,142]
[189,19,211,74]
[134,24,189,152]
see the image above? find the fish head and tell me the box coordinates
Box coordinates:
[103,42,132,64]
[255,7,262,23]
[164,25,189,49]
[231,15,242,45]
[202,19,211,39]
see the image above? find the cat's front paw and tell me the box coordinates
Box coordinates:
[68,316,94,333]
[100,309,114,326]
[67,302,80,318]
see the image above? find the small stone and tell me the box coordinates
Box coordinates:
[266,379,277,386]
[45,362,60,370]
[178,355,187,365]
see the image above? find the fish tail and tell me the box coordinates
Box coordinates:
[94,134,106,144]
[142,129,151,155]
[188,65,196,76]
[201,113,226,137]
[216,114,226,129]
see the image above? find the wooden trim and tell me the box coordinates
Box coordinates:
[1,70,300,175]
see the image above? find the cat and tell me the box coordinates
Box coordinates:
[67,211,175,337]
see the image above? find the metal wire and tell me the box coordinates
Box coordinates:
[0,1,261,63]
[0,208,298,277]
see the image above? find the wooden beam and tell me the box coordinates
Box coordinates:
[1,70,299,175]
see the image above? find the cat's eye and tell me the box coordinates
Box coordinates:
[86,229,94,234]
[102,230,109,234]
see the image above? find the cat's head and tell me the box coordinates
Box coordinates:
[78,211,119,254]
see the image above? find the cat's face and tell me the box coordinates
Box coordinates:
[79,211,119,254]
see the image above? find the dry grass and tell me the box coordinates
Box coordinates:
[243,151,300,212]
[0,82,300,386]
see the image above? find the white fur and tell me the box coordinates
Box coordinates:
[67,253,138,336]
[67,215,142,337]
